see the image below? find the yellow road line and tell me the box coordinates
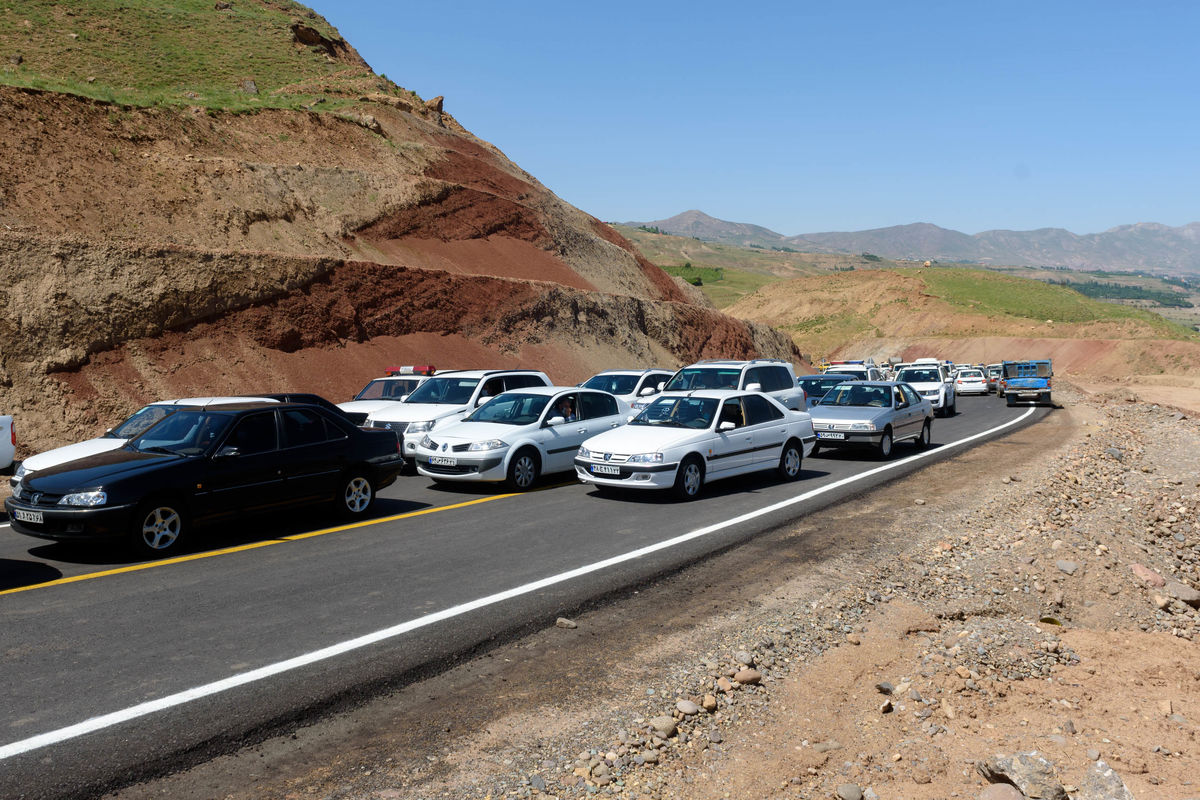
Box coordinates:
[1,491,526,597]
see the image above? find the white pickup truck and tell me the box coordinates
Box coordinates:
[1,415,14,475]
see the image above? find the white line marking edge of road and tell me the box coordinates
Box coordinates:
[0,407,1037,760]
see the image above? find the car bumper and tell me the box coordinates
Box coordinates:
[4,497,137,542]
[574,458,679,490]
[957,385,988,395]
[414,451,507,482]
[812,430,885,448]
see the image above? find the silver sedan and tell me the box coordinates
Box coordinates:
[809,381,934,459]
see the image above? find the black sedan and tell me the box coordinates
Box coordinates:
[5,403,405,556]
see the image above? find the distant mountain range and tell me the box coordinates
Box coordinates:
[625,210,1200,276]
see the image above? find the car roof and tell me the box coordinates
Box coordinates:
[150,396,278,406]
[424,369,547,379]
[800,373,856,379]
[495,385,605,397]
[591,368,670,376]
[656,389,767,400]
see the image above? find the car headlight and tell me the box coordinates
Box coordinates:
[630,400,652,412]
[578,446,592,459]
[627,453,663,464]
[14,463,26,479]
[467,439,508,452]
[849,422,876,432]
[419,435,435,449]
[406,420,435,434]
[58,490,107,507]
[11,482,23,500]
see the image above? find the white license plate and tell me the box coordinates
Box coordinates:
[14,509,43,524]
[591,463,620,475]
[817,431,845,440]
[429,456,457,467]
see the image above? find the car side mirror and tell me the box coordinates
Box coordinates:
[639,386,656,397]
[656,381,666,391]
[546,415,566,426]
[745,382,762,392]
[399,394,410,402]
[476,396,490,407]
[215,445,241,459]
[718,421,736,432]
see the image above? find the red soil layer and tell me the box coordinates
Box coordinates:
[364,237,597,291]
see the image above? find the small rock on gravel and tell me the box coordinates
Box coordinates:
[1056,560,1080,576]
[733,668,762,685]
[648,716,677,739]
[979,784,1025,800]
[836,784,863,800]
[555,617,577,629]
[1076,759,1135,800]
[676,699,699,716]
[1164,581,1200,607]
[977,752,1067,800]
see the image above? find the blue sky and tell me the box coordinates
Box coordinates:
[312,1,1199,236]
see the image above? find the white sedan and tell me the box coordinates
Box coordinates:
[575,390,816,500]
[413,386,626,489]
[953,368,989,396]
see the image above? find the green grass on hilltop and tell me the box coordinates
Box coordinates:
[659,264,781,308]
[921,268,1197,339]
[1,0,412,110]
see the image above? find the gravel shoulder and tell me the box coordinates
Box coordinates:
[109,386,1200,800]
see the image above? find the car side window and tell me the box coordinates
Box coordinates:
[579,391,617,420]
[223,412,278,455]
[281,408,330,448]
[717,398,746,429]
[481,378,505,398]
[901,385,921,406]
[505,374,541,391]
[743,394,783,425]
[741,367,762,390]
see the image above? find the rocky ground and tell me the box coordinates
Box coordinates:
[113,385,1200,800]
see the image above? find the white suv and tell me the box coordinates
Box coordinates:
[365,369,552,461]
[654,360,805,411]
[893,364,956,416]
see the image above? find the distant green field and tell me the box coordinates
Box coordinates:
[660,264,781,308]
[921,268,1196,338]
[0,0,411,110]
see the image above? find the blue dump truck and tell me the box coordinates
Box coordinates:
[998,359,1053,406]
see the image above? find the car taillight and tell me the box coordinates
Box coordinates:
[9,420,13,446]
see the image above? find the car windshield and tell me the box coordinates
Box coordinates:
[663,368,740,392]
[582,374,639,395]
[798,376,854,396]
[464,393,551,425]
[404,377,480,405]
[108,404,179,439]
[354,378,423,401]
[128,410,235,456]
[959,370,984,379]
[895,368,941,383]
[630,396,718,429]
[821,384,892,408]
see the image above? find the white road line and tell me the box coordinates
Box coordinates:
[0,407,1037,761]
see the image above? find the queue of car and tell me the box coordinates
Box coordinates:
[4,355,1035,558]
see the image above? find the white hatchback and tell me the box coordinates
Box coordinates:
[413,387,626,489]
[575,390,816,500]
[11,396,277,489]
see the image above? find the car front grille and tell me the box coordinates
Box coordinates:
[371,421,409,434]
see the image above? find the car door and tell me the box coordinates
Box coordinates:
[203,410,285,516]
[538,392,590,473]
[889,386,917,440]
[709,397,752,476]
[741,394,788,470]
[280,407,350,503]
[900,384,926,436]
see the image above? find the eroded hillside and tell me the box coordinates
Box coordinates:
[0,4,797,452]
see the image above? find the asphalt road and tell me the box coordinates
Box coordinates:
[0,394,1049,799]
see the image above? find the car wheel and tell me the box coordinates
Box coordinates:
[810,443,821,457]
[777,440,803,481]
[672,455,704,501]
[130,500,186,556]
[949,397,956,415]
[877,428,893,460]
[1006,394,1016,407]
[917,420,931,449]
[506,448,540,491]
[336,473,375,517]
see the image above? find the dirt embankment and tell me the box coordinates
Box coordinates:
[0,85,776,454]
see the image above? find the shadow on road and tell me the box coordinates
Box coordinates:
[0,558,64,591]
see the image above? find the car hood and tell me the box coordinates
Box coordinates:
[423,420,531,444]
[582,425,704,454]
[367,403,468,423]
[338,400,406,416]
[20,437,127,474]
[22,448,186,493]
[809,406,891,425]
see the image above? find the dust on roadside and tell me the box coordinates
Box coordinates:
[110,388,1200,800]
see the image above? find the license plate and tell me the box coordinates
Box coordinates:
[591,464,620,475]
[14,509,43,524]
[1018,392,1039,399]
[429,456,457,467]
[817,431,845,440]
